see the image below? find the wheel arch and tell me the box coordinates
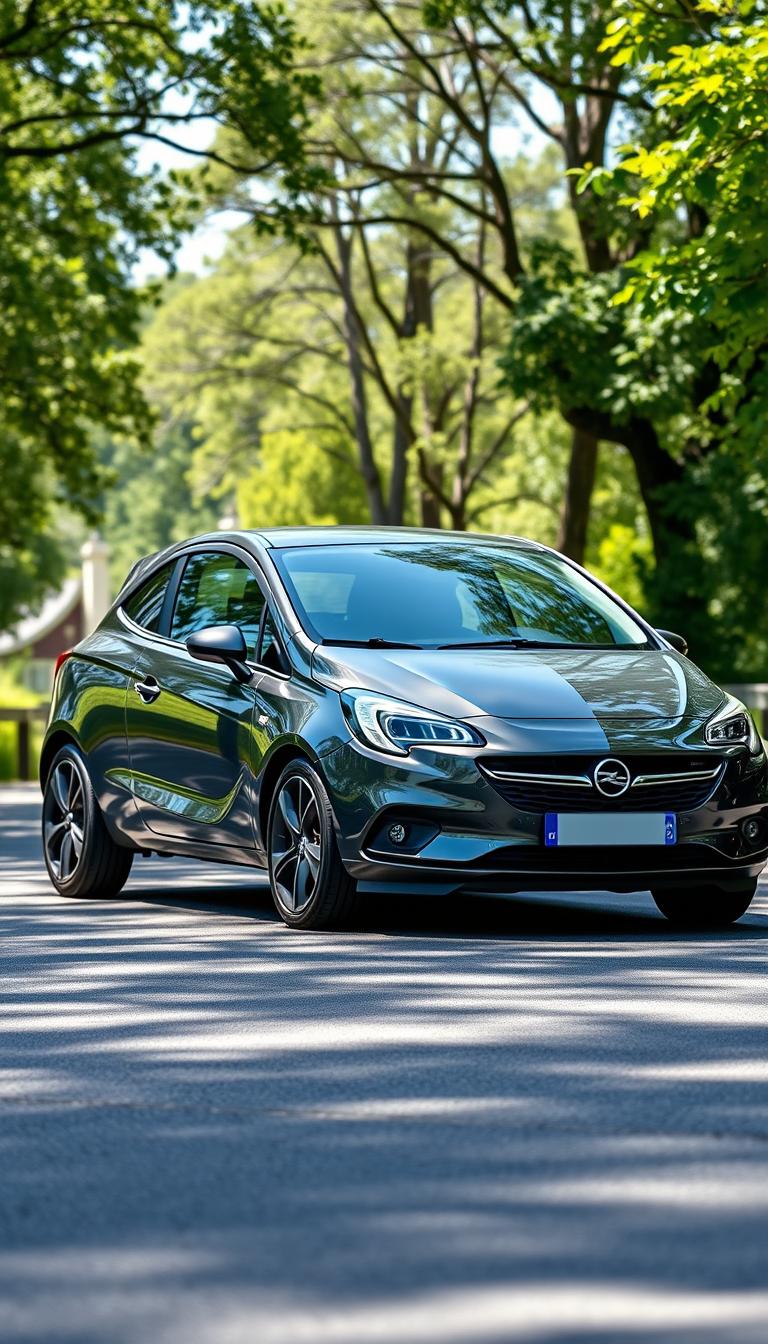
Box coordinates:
[256,741,321,847]
[39,727,80,789]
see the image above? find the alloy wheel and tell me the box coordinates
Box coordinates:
[43,758,86,883]
[271,774,323,913]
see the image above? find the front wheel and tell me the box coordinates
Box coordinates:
[42,744,133,899]
[267,760,358,930]
[651,881,758,929]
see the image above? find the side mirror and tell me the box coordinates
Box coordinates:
[186,624,251,682]
[657,629,688,656]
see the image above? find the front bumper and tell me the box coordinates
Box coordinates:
[322,733,768,896]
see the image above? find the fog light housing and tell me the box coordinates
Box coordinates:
[741,816,766,846]
[366,818,441,856]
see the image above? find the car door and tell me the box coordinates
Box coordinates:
[125,546,265,848]
[65,561,179,843]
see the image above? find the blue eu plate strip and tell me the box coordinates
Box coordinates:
[544,812,677,847]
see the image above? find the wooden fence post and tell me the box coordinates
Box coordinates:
[0,706,49,782]
[18,716,30,781]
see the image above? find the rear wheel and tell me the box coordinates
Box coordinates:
[267,760,358,930]
[651,881,758,928]
[42,744,133,899]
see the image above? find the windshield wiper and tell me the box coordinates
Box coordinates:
[439,638,580,650]
[321,637,424,649]
[439,639,645,651]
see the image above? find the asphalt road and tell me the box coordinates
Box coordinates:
[2,784,768,1344]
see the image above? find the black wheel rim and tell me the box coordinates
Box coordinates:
[271,775,322,913]
[43,759,85,883]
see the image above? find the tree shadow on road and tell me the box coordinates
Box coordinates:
[4,788,768,1343]
[125,862,768,944]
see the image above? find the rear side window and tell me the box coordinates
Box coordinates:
[171,551,265,658]
[122,562,175,633]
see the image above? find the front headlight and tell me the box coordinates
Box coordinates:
[705,696,762,754]
[340,689,485,756]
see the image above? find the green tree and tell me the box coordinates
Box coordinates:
[98,423,220,590]
[0,0,314,629]
[222,0,644,568]
[600,2,768,441]
[191,1,575,530]
[402,0,768,668]
[236,429,368,528]
[597,0,768,674]
[0,440,66,630]
[141,212,549,538]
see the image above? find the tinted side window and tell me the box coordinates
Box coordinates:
[171,552,265,658]
[122,562,175,633]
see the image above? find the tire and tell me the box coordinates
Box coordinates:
[42,744,134,900]
[267,759,358,930]
[651,880,758,929]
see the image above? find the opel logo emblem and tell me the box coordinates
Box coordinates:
[594,758,631,798]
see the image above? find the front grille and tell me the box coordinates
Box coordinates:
[480,754,726,814]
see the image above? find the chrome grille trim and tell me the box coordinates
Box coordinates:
[631,767,722,788]
[483,764,723,791]
[479,757,727,814]
[483,769,591,787]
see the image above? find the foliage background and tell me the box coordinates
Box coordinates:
[2,0,767,683]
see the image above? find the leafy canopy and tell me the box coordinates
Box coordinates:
[594,1,768,424]
[0,0,314,629]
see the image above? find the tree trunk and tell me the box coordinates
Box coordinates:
[448,499,466,530]
[620,418,689,563]
[401,235,438,524]
[420,490,442,529]
[557,428,598,563]
[449,255,485,532]
[334,227,387,524]
[417,449,443,527]
[627,433,710,650]
[565,408,712,653]
[387,407,410,525]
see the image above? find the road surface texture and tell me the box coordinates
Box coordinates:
[2,783,768,1344]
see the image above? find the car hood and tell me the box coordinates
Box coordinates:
[311,645,726,725]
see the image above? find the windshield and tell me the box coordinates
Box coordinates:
[273,542,650,649]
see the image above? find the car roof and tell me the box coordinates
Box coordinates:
[117,521,548,591]
[115,527,549,601]
[224,525,546,551]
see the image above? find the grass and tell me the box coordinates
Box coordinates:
[0,669,48,782]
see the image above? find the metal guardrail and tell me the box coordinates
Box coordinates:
[0,706,49,782]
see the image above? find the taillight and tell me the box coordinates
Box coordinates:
[53,649,73,682]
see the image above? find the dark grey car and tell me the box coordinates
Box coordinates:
[41,527,768,929]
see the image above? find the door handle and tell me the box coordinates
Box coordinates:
[134,676,161,704]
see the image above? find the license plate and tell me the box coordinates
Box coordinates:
[544,813,677,847]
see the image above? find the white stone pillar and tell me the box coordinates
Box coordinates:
[80,534,111,633]
[218,499,240,531]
